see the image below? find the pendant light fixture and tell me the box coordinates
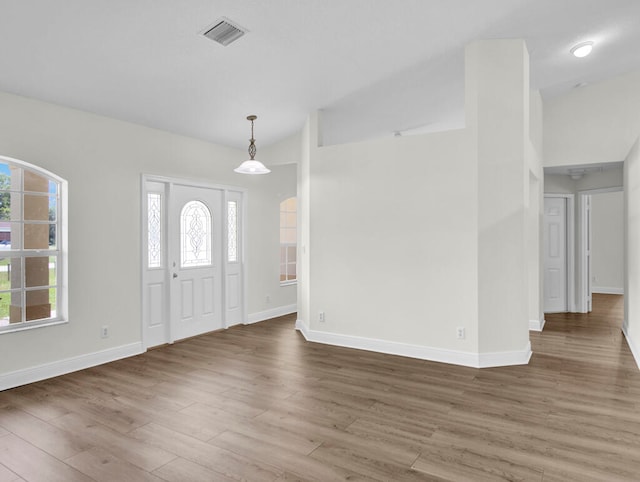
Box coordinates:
[234,115,270,174]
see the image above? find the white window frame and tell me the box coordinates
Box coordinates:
[0,155,68,334]
[280,197,297,286]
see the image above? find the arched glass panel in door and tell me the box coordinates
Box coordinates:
[180,200,212,267]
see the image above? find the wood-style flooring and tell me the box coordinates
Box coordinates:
[0,294,639,481]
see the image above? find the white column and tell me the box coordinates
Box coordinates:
[466,39,531,361]
[296,112,321,331]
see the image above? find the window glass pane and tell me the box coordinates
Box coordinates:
[147,193,162,268]
[0,290,20,326]
[48,180,58,195]
[281,227,295,244]
[49,256,57,286]
[287,246,297,262]
[284,197,296,211]
[25,256,55,288]
[0,165,20,192]
[181,200,212,267]
[24,194,54,221]
[48,224,57,249]
[25,288,52,321]
[227,201,237,262]
[0,192,23,222]
[49,195,57,222]
[279,197,297,284]
[24,223,53,249]
[0,191,11,221]
[0,222,18,250]
[23,169,49,193]
[50,287,57,318]
[0,258,21,290]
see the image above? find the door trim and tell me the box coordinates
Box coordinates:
[544,194,575,313]
[141,174,247,349]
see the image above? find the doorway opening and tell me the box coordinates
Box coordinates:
[578,188,624,314]
[543,162,624,319]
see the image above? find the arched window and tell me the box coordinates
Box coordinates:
[180,200,212,267]
[280,197,297,284]
[0,156,66,332]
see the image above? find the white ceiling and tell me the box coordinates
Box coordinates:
[1,1,639,149]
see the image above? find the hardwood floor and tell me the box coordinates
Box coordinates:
[0,293,639,481]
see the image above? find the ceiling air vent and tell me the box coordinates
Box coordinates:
[202,18,246,46]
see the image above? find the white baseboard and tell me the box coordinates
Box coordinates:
[529,317,546,332]
[246,304,297,325]
[0,342,144,391]
[592,286,624,295]
[622,322,640,371]
[295,318,309,332]
[478,342,532,368]
[295,324,531,369]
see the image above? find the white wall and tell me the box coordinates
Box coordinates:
[247,164,297,319]
[544,70,640,167]
[544,174,575,194]
[591,191,624,294]
[624,137,640,368]
[297,40,536,368]
[309,128,478,352]
[528,91,544,329]
[0,90,296,382]
[260,131,302,167]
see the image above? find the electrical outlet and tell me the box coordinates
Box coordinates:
[319,311,325,322]
[456,327,465,339]
[101,325,109,339]
[266,295,271,303]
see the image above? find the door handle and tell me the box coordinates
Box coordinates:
[173,273,178,279]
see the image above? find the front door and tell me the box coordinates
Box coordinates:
[142,179,245,347]
[543,197,568,313]
[170,184,223,340]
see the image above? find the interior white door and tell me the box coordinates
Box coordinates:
[170,184,223,341]
[544,197,568,313]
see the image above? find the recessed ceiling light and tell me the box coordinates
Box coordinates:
[570,41,594,58]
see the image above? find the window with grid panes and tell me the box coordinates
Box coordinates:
[0,158,66,332]
[280,197,297,284]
